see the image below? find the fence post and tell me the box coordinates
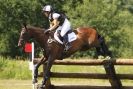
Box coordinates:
[103,60,122,89]
[28,42,35,89]
[24,42,35,89]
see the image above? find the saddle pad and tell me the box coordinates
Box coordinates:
[54,32,77,44]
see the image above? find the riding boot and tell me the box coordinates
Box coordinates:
[57,30,63,42]
[63,34,71,51]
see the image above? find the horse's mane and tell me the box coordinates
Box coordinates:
[26,25,46,39]
[27,25,44,31]
[27,25,45,34]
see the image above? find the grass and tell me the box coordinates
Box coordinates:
[0,57,31,79]
[0,80,32,89]
[0,79,133,89]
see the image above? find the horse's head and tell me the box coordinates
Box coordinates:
[18,24,31,47]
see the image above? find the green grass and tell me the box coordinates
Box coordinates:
[0,57,31,79]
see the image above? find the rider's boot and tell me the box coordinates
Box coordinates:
[63,34,71,51]
[57,30,63,42]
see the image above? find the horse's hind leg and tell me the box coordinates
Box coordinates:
[98,35,112,58]
[95,47,104,58]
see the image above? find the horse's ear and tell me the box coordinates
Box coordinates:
[23,23,27,30]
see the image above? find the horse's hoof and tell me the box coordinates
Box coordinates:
[32,78,38,84]
[39,85,45,89]
[98,55,104,59]
[105,56,111,60]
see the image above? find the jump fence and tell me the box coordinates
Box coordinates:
[33,59,133,89]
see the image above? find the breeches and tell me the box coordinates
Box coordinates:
[55,19,71,37]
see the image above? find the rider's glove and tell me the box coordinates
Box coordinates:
[44,29,51,34]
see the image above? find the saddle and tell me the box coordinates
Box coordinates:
[44,29,77,51]
[54,30,77,44]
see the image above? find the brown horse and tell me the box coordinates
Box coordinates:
[18,24,112,89]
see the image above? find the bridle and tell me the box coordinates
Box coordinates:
[18,28,30,47]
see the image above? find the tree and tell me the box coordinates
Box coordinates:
[0,0,133,58]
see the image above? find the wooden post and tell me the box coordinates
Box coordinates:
[103,60,123,89]
[24,42,35,89]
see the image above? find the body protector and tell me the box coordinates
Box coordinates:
[49,12,72,51]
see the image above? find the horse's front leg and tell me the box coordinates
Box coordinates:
[33,56,47,84]
[39,55,55,89]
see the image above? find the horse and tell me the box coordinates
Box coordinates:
[18,24,112,89]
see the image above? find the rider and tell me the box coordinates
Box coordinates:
[42,5,72,51]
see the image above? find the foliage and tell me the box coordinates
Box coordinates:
[0,0,47,57]
[0,0,133,58]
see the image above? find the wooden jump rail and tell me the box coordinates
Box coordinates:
[51,59,133,65]
[34,59,133,65]
[34,59,133,89]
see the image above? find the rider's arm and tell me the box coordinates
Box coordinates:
[49,22,53,28]
[49,19,59,31]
